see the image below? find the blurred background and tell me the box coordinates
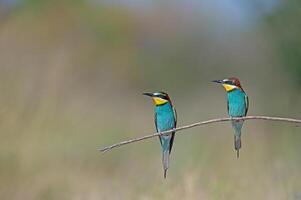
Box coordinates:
[0,0,300,199]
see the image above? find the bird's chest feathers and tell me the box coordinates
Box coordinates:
[155,103,175,132]
[227,89,246,117]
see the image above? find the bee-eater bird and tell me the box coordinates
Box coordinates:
[212,78,249,158]
[143,92,177,178]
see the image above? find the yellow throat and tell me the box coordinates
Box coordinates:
[222,84,237,92]
[153,97,168,105]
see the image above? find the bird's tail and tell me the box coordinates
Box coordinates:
[232,120,243,158]
[162,150,169,179]
[234,135,241,158]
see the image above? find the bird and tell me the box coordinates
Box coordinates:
[212,78,249,158]
[143,92,177,178]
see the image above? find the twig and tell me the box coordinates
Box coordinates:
[98,116,301,153]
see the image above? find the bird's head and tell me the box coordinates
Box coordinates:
[212,77,244,92]
[143,91,171,106]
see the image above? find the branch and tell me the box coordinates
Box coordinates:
[98,116,301,153]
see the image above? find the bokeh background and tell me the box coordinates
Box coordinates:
[0,0,301,199]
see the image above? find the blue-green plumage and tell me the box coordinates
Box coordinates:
[227,87,248,157]
[144,92,177,178]
[155,102,176,178]
[227,89,248,117]
[213,78,249,158]
[155,102,176,152]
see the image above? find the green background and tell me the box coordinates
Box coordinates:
[0,0,300,199]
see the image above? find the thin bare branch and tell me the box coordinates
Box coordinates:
[98,116,301,153]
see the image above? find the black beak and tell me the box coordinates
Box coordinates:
[143,92,153,97]
[212,80,223,84]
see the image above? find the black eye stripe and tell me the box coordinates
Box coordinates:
[154,94,167,99]
[159,95,167,99]
[224,80,233,85]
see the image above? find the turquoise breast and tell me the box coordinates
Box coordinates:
[155,103,176,132]
[227,89,247,117]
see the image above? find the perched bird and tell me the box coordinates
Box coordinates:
[143,92,177,178]
[212,78,249,158]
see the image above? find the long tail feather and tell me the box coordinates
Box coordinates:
[234,136,241,158]
[232,120,243,158]
[162,150,169,179]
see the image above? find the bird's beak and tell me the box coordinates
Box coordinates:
[143,92,154,97]
[212,80,223,84]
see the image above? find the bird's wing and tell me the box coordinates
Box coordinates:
[173,107,177,127]
[169,107,177,153]
[227,98,229,114]
[155,112,163,146]
[245,94,249,115]
[154,112,158,132]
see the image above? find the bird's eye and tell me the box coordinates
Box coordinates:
[224,80,233,85]
[158,95,167,99]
